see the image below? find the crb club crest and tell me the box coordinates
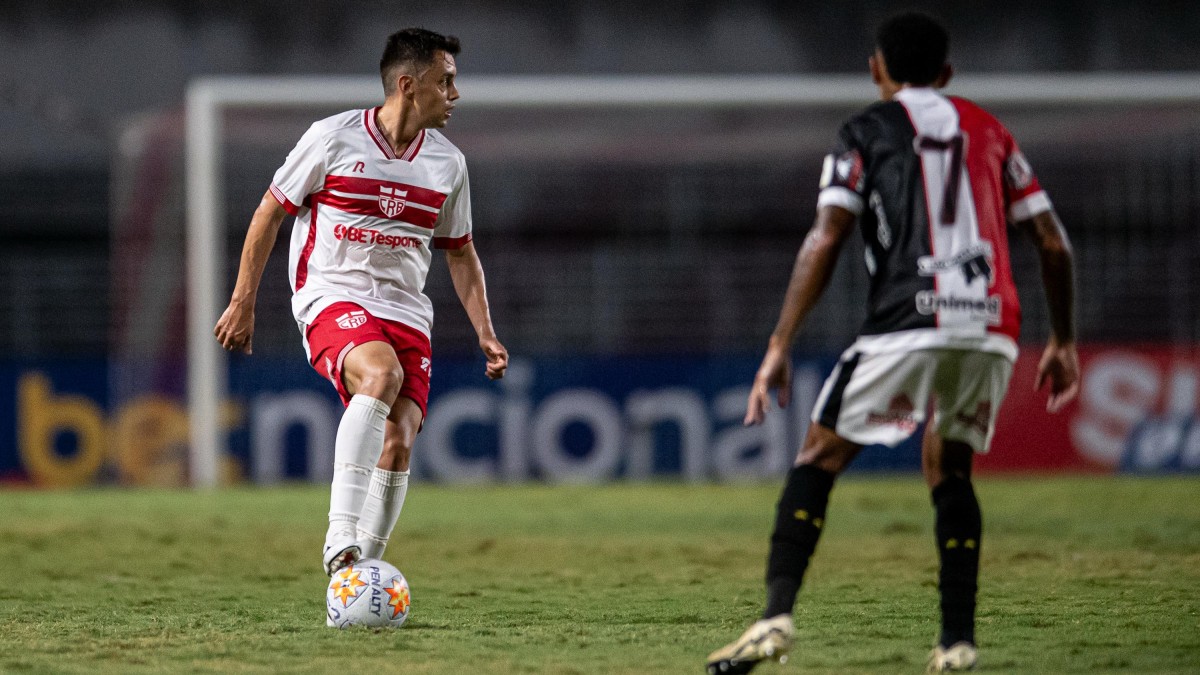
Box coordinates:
[379,186,408,218]
[336,311,367,330]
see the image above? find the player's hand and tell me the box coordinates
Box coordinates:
[1036,338,1080,413]
[214,301,256,355]
[480,336,508,380]
[745,346,792,426]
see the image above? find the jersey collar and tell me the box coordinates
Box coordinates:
[364,107,425,162]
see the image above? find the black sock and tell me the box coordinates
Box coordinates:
[763,464,836,619]
[932,476,982,647]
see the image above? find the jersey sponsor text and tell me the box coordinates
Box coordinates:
[915,291,1002,325]
[332,224,423,249]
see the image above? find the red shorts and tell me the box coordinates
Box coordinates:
[304,302,432,416]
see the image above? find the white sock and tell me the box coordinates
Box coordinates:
[357,468,410,559]
[326,394,391,547]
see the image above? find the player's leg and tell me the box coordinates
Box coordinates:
[709,347,940,674]
[762,347,932,623]
[706,426,860,674]
[323,341,402,575]
[356,397,422,560]
[923,428,981,672]
[923,350,1013,672]
[355,321,431,561]
[765,424,861,618]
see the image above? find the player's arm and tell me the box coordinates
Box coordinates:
[444,241,508,380]
[1015,209,1079,413]
[745,205,858,425]
[213,191,288,355]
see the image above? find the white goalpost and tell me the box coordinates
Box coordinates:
[185,72,1200,488]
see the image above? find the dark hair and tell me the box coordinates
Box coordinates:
[379,28,462,95]
[875,12,949,86]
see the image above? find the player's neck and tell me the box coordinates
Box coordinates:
[880,82,935,101]
[374,103,423,155]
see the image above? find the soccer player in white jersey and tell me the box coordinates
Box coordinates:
[214,28,508,580]
[707,12,1079,674]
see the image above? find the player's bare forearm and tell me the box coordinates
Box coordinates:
[768,205,858,350]
[214,191,287,354]
[746,206,856,425]
[230,192,288,307]
[445,242,497,340]
[1019,209,1076,344]
[445,242,508,379]
[1018,209,1080,411]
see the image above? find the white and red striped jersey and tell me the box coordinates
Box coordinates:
[268,107,473,337]
[817,87,1052,361]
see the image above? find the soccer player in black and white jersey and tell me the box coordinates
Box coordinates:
[215,29,508,585]
[707,12,1079,674]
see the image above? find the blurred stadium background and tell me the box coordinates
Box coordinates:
[2,0,1199,487]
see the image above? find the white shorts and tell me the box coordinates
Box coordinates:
[811,347,1014,453]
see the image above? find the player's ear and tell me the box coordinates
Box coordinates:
[869,54,883,85]
[396,73,417,98]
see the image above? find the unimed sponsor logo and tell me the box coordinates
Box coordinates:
[915,291,1001,325]
[333,224,422,249]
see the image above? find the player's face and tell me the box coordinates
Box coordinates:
[414,51,459,128]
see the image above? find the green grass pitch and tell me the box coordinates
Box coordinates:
[1,477,1197,674]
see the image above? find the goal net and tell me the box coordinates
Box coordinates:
[109,74,1200,486]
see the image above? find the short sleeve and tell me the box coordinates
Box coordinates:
[1003,134,1052,222]
[816,123,867,216]
[432,157,473,250]
[269,123,327,216]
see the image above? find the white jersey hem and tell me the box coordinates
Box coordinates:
[850,328,1018,362]
[294,294,432,339]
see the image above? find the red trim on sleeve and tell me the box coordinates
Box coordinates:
[270,184,301,216]
[433,233,472,249]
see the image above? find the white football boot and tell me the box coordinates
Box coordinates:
[706,614,794,674]
[926,641,978,673]
[322,522,362,576]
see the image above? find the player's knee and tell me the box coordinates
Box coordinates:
[378,435,412,472]
[924,438,973,485]
[357,362,404,401]
[795,429,858,474]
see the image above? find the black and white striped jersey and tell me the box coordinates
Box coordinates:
[816,87,1051,360]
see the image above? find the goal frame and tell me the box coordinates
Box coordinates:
[185,72,1200,487]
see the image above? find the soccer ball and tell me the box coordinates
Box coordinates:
[326,559,411,629]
